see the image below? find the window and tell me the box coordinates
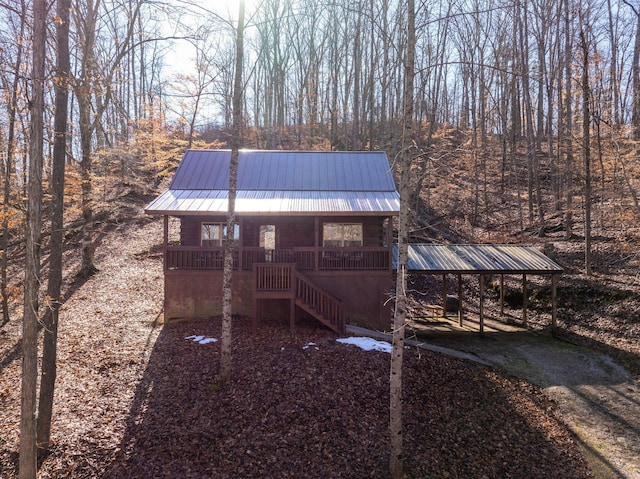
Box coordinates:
[201,222,239,247]
[323,223,363,248]
[259,225,276,249]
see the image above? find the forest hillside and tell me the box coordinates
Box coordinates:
[405,125,640,379]
[2,123,639,374]
[0,122,639,477]
[0,128,602,477]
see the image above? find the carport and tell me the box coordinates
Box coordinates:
[393,244,564,334]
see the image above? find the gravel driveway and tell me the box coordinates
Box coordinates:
[349,325,640,479]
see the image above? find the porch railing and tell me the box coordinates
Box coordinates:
[165,245,390,271]
[254,263,294,292]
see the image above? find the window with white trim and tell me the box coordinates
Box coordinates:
[322,223,363,248]
[201,222,239,247]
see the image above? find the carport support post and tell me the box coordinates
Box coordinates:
[163,215,168,271]
[551,274,558,336]
[500,274,505,315]
[457,274,463,327]
[522,274,528,327]
[442,274,447,318]
[479,274,485,335]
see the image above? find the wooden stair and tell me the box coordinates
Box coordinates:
[294,272,345,334]
[253,263,345,334]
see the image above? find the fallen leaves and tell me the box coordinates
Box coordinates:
[0,211,594,478]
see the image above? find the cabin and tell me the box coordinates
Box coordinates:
[145,150,400,333]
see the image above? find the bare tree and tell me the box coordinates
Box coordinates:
[562,0,575,239]
[390,0,414,476]
[625,0,640,139]
[219,0,245,386]
[20,0,47,475]
[72,0,145,277]
[73,0,102,278]
[516,0,545,234]
[165,25,230,147]
[1,0,27,327]
[37,0,71,452]
[579,11,593,275]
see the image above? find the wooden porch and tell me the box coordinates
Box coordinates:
[164,246,391,272]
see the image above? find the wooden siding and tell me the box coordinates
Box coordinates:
[176,215,389,249]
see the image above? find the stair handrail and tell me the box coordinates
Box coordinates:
[294,271,345,334]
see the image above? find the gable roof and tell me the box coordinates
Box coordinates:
[145,150,400,216]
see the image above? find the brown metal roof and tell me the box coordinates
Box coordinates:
[393,244,563,274]
[146,150,400,215]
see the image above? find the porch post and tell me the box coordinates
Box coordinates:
[314,216,319,271]
[387,217,393,271]
[238,217,244,271]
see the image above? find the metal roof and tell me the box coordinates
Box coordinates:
[393,244,563,274]
[146,149,400,215]
[145,189,400,215]
[168,150,397,191]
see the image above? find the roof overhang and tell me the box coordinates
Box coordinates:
[145,189,400,216]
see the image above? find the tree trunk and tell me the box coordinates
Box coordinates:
[519,0,545,234]
[580,15,592,276]
[607,0,620,127]
[390,1,414,477]
[20,0,46,476]
[37,0,71,452]
[78,94,98,277]
[72,0,143,278]
[74,0,100,278]
[630,5,640,139]
[1,0,26,327]
[219,0,245,386]
[563,0,574,239]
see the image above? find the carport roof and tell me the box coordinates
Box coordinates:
[393,244,563,275]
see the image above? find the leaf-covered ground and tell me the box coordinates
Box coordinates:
[0,210,592,478]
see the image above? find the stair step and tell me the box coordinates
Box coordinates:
[295,298,343,334]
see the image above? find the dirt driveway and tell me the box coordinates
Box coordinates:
[348,325,640,479]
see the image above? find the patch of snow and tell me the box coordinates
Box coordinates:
[185,335,218,345]
[336,337,392,353]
